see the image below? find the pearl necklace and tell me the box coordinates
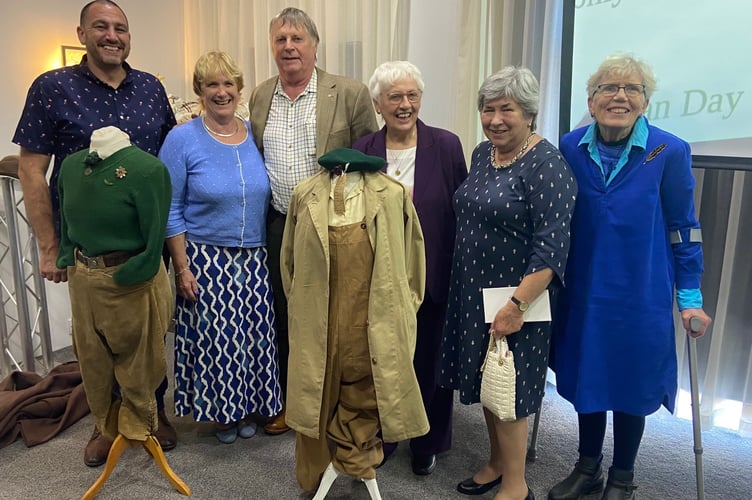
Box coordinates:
[202,116,238,138]
[490,133,535,169]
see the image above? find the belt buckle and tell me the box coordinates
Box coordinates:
[85,256,99,269]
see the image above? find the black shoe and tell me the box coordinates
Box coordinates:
[456,475,502,495]
[526,488,536,500]
[601,468,636,500]
[548,456,603,500]
[601,480,637,500]
[376,441,398,469]
[412,453,437,475]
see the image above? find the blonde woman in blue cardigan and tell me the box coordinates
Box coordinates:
[160,51,281,444]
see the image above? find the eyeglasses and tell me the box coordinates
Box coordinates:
[594,84,645,98]
[385,91,422,104]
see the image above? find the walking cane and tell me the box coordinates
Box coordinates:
[688,317,705,500]
[527,405,541,462]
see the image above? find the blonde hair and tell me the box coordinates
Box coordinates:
[192,51,244,96]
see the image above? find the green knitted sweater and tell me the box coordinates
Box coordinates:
[57,145,171,285]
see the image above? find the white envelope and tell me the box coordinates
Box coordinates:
[482,287,552,323]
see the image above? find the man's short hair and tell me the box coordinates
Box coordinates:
[80,0,127,27]
[269,7,320,45]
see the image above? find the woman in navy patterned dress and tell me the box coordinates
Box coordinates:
[160,52,282,444]
[441,67,577,500]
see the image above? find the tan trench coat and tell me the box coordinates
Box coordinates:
[280,170,429,442]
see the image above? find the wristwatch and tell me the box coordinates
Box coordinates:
[510,295,529,312]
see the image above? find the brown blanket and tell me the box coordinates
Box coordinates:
[0,361,90,449]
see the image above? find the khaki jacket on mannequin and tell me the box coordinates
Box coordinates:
[281,169,428,442]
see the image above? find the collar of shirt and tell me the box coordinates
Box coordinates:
[579,115,649,184]
[328,172,366,225]
[329,171,364,200]
[76,55,134,89]
[274,67,318,101]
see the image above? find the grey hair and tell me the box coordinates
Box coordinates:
[477,66,539,130]
[586,53,657,99]
[269,7,320,45]
[368,61,425,100]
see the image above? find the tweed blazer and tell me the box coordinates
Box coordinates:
[248,68,378,158]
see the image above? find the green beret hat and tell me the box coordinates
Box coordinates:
[318,148,385,174]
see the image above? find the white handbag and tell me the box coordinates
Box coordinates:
[480,335,517,421]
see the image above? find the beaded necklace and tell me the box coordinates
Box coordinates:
[490,133,535,169]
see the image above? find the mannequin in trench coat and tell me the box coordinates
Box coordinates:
[281,149,428,498]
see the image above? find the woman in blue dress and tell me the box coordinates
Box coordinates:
[160,51,282,444]
[548,54,712,500]
[441,67,576,500]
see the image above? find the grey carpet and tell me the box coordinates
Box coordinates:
[1,339,750,500]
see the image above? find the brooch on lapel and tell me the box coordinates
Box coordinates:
[644,144,667,164]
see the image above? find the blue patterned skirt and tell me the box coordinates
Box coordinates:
[173,242,282,423]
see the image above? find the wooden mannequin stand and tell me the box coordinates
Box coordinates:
[81,434,192,499]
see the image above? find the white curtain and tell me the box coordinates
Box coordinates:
[182,0,409,97]
[452,0,562,163]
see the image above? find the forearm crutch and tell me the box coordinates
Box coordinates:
[688,317,705,500]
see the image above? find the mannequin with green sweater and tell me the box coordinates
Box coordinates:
[57,125,172,443]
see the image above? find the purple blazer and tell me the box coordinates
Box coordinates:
[353,119,467,304]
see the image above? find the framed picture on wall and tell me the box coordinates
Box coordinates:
[61,45,86,66]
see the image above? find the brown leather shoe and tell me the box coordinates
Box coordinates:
[264,407,290,435]
[84,427,113,467]
[154,409,177,451]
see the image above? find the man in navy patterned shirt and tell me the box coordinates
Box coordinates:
[12,0,177,467]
